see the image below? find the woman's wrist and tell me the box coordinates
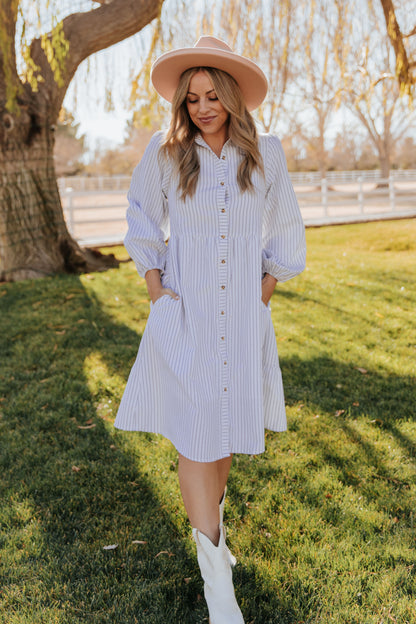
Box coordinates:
[262,273,277,287]
[145,268,163,303]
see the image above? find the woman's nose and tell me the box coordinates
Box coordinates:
[198,98,210,114]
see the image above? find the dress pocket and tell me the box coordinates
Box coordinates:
[151,294,171,308]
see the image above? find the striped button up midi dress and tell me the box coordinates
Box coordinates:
[114,131,306,462]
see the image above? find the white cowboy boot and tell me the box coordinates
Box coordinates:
[219,487,237,566]
[193,525,244,624]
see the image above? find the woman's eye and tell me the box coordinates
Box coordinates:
[188,99,198,104]
[209,96,218,101]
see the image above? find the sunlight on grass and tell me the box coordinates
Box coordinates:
[0,220,415,623]
[83,351,125,405]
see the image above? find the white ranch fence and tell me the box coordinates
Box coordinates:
[59,170,416,247]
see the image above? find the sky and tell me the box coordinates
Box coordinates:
[75,108,130,150]
[62,16,156,155]
[63,39,140,154]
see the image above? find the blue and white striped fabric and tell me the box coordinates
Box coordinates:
[114,131,306,462]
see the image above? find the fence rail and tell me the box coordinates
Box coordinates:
[58,169,416,192]
[59,171,416,247]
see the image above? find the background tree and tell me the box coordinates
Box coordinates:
[344,2,415,178]
[394,135,416,168]
[290,0,352,177]
[86,123,156,175]
[54,107,85,177]
[329,123,363,171]
[0,0,164,281]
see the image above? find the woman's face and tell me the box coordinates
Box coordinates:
[186,70,229,142]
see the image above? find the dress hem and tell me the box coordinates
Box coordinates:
[113,423,287,462]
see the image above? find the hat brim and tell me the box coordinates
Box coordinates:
[150,47,268,112]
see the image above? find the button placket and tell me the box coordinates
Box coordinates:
[216,149,230,455]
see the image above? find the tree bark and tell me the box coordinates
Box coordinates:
[378,0,415,94]
[0,130,121,280]
[380,154,391,179]
[0,0,164,281]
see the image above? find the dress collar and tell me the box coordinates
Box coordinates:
[194,133,232,152]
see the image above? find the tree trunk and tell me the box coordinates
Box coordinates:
[0,0,164,282]
[379,153,391,180]
[0,119,118,281]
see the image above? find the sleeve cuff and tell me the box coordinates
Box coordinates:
[262,249,306,283]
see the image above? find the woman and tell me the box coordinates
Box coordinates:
[115,36,306,623]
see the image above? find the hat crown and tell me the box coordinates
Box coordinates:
[194,36,233,53]
[151,35,268,111]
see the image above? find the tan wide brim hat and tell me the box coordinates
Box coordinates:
[150,36,268,112]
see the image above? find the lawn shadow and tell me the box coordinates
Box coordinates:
[0,275,207,624]
[2,276,415,624]
[282,353,415,533]
[227,354,415,623]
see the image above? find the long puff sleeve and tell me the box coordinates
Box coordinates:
[262,135,306,282]
[124,132,170,278]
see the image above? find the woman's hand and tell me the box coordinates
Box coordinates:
[145,268,179,304]
[152,286,180,304]
[261,273,277,306]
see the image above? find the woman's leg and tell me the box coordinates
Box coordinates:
[178,453,233,544]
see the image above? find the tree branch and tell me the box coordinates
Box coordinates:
[30,0,164,120]
[378,0,414,92]
[403,25,416,39]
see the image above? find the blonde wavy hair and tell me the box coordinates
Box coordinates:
[161,66,264,199]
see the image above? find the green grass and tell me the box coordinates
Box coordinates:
[1,219,415,624]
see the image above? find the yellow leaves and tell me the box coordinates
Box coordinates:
[355,366,368,374]
[21,44,44,93]
[104,85,114,113]
[18,14,69,95]
[40,20,69,88]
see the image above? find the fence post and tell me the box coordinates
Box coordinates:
[358,177,364,213]
[389,173,395,211]
[321,177,328,218]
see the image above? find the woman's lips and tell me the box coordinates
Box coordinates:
[199,116,215,124]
